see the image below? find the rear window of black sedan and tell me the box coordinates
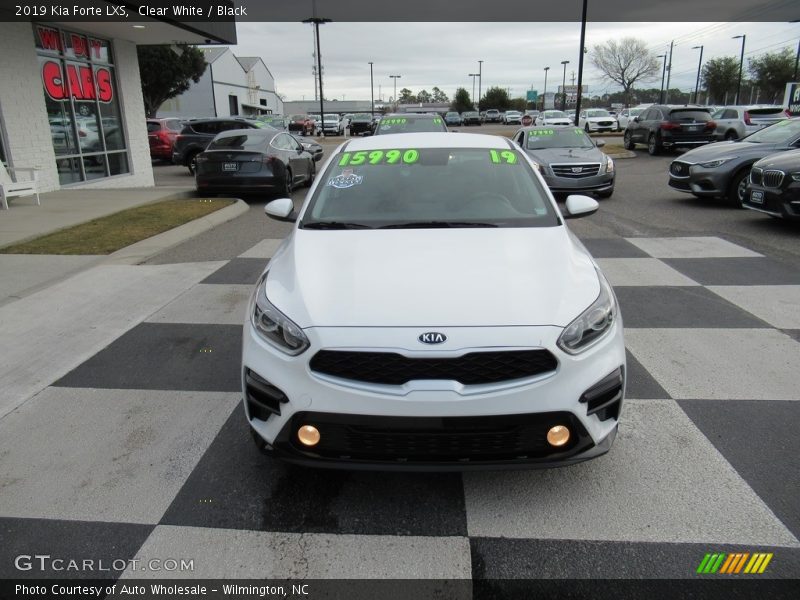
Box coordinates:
[208,132,272,150]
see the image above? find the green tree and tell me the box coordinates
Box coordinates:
[749,48,795,104]
[417,89,432,103]
[479,86,511,111]
[398,88,416,104]
[702,56,740,104]
[431,86,449,103]
[450,88,473,113]
[510,97,528,111]
[590,38,660,106]
[137,45,207,117]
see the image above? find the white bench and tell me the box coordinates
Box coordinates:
[1,160,41,210]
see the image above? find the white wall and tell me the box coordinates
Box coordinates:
[158,68,216,118]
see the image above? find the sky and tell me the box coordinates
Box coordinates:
[229,21,799,103]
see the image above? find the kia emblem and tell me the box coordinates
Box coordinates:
[418,332,447,344]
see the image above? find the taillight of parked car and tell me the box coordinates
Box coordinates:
[660,121,682,131]
[705,120,716,130]
[743,112,752,125]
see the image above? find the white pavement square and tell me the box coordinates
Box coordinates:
[147,284,252,325]
[238,239,285,259]
[626,237,763,259]
[707,285,800,330]
[595,258,700,287]
[625,328,800,400]
[123,526,472,579]
[0,254,103,306]
[463,400,799,546]
[0,387,238,524]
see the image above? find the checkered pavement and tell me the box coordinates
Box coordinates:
[1,235,799,584]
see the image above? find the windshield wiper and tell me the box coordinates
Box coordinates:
[301,221,373,229]
[379,221,498,229]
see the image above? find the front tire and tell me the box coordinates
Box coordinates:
[284,167,293,197]
[304,161,315,187]
[727,168,750,207]
[647,134,661,156]
[187,152,200,175]
[623,130,635,150]
[725,130,738,141]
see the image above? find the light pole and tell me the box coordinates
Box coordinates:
[368,62,374,117]
[302,16,331,134]
[543,66,550,111]
[389,75,401,111]
[560,60,569,112]
[478,60,483,108]
[469,73,479,107]
[733,34,746,105]
[692,45,704,104]
[573,0,588,126]
[658,54,667,103]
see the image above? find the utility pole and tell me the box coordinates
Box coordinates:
[303,10,331,135]
[733,34,746,105]
[560,60,570,112]
[664,40,674,103]
[574,0,588,126]
[658,54,667,103]
[692,45,704,104]
[369,62,374,117]
[478,60,483,108]
[543,66,550,111]
[390,75,401,111]
[469,73,479,107]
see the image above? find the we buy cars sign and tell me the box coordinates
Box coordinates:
[37,26,113,103]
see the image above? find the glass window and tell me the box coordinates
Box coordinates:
[208,133,269,150]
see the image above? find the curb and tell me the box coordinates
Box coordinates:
[103,198,250,265]
[606,150,636,159]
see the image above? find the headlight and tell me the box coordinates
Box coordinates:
[698,158,733,168]
[557,270,617,355]
[603,156,615,174]
[250,273,309,355]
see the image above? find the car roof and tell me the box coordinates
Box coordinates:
[516,126,583,133]
[340,132,515,151]
[213,126,280,138]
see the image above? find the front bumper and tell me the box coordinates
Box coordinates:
[542,173,615,195]
[742,181,800,220]
[585,121,617,132]
[242,320,626,470]
[668,161,735,197]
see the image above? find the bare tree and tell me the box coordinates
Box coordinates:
[590,38,660,106]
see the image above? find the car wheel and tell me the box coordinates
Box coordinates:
[284,168,293,196]
[623,131,635,150]
[187,152,200,175]
[304,161,315,187]
[585,124,591,133]
[727,168,750,207]
[724,131,738,141]
[647,134,661,156]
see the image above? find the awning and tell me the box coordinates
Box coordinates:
[241,103,272,112]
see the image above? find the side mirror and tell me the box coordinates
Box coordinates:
[632,116,640,123]
[264,198,297,222]
[313,153,323,162]
[595,139,606,147]
[564,194,599,219]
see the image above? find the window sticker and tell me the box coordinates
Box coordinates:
[489,150,518,164]
[338,149,420,166]
[328,169,364,189]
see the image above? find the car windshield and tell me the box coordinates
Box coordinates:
[743,119,800,144]
[544,111,568,118]
[587,110,610,117]
[208,133,270,150]
[375,116,447,134]
[463,112,479,117]
[353,113,372,120]
[446,112,459,117]
[301,146,559,229]
[526,128,595,149]
[324,114,339,120]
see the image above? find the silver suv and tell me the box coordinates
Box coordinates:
[711,105,788,141]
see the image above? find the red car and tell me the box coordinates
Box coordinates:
[147,118,184,161]
[287,114,316,136]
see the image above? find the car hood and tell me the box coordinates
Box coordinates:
[524,147,605,165]
[586,116,614,121]
[680,140,783,162]
[265,228,600,328]
[753,148,800,169]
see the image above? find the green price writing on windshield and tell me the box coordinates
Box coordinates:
[338,149,420,166]
[382,118,408,125]
[489,150,518,164]
[529,129,554,136]
[433,118,443,124]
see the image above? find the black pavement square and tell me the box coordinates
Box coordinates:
[0,517,153,579]
[662,257,800,286]
[54,323,242,392]
[615,286,770,328]
[161,408,468,537]
[781,329,800,343]
[580,238,650,258]
[625,349,670,399]
[679,399,800,540]
[201,258,267,285]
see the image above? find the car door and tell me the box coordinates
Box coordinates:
[632,109,653,142]
[278,133,307,182]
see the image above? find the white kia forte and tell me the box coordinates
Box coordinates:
[242,132,625,470]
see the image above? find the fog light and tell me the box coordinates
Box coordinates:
[297,425,320,447]
[546,425,570,447]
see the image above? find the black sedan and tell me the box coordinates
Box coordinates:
[195,128,315,196]
[668,118,800,205]
[743,148,800,220]
[512,126,615,198]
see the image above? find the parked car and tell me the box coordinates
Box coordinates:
[710,105,789,141]
[624,105,716,155]
[535,110,572,127]
[173,117,265,174]
[348,113,375,136]
[667,118,800,205]
[461,111,482,126]
[513,126,614,198]
[147,118,183,161]
[743,148,800,219]
[319,114,343,136]
[484,109,502,123]
[257,115,288,130]
[616,107,647,131]
[479,111,487,122]
[444,112,463,126]
[578,109,618,133]
[503,110,523,125]
[249,132,625,469]
[288,114,315,136]
[290,134,324,163]
[373,113,448,134]
[195,127,315,196]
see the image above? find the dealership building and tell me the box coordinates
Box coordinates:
[0,17,236,194]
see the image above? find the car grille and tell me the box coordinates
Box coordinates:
[551,163,601,178]
[670,161,691,178]
[763,170,785,188]
[750,168,763,185]
[309,349,558,385]
[283,411,592,463]
[596,120,614,127]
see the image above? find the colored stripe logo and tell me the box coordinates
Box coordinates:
[696,552,773,574]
